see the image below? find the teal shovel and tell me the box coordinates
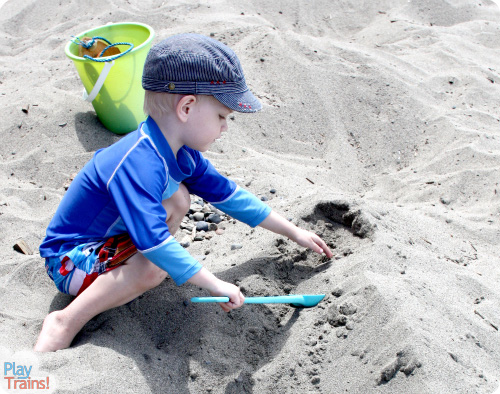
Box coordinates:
[191,294,325,308]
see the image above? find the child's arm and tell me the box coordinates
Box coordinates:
[187,267,245,312]
[258,211,334,258]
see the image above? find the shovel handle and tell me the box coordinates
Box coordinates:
[190,295,305,304]
[243,296,304,304]
[191,297,230,303]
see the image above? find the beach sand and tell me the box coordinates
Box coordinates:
[1,0,500,392]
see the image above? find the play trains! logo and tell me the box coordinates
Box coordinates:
[1,348,56,393]
[3,362,50,390]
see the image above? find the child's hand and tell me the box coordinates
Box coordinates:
[209,279,245,312]
[187,267,245,312]
[291,228,334,258]
[258,211,333,259]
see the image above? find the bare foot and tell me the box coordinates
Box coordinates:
[34,311,75,352]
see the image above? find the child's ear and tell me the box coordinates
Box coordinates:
[176,95,197,122]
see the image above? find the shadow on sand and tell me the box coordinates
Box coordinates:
[48,251,331,393]
[47,196,368,392]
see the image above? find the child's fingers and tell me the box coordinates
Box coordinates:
[310,240,324,254]
[230,291,245,307]
[311,233,333,258]
[317,239,333,258]
[220,290,245,312]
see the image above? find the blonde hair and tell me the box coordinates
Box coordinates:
[143,91,179,117]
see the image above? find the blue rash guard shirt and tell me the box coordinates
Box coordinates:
[40,116,271,285]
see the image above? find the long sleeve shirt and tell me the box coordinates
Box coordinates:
[40,116,271,285]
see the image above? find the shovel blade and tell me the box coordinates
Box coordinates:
[295,294,326,307]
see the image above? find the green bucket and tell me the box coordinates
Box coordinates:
[65,22,154,134]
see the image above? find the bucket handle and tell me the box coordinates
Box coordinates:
[82,60,115,102]
[71,36,134,102]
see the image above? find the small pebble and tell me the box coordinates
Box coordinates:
[331,288,343,297]
[270,188,276,194]
[207,213,222,224]
[189,204,203,213]
[231,244,243,250]
[440,196,451,205]
[339,302,357,315]
[179,235,191,248]
[193,212,205,221]
[182,223,194,231]
[261,196,268,201]
[196,221,209,232]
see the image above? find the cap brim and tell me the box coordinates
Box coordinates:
[213,89,262,113]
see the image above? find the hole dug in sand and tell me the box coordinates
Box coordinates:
[305,200,378,240]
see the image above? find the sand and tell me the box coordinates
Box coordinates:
[1,0,500,393]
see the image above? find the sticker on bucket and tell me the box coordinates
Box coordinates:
[65,23,155,135]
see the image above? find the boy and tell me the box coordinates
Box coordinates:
[35,33,332,352]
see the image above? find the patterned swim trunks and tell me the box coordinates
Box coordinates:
[44,234,137,296]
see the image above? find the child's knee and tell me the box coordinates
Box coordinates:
[163,183,190,218]
[140,261,168,290]
[176,183,190,214]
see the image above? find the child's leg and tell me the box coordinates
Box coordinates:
[34,184,191,352]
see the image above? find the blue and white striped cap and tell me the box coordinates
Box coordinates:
[142,33,261,113]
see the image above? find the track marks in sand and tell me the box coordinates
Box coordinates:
[377,346,422,385]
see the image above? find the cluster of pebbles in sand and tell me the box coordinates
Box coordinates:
[177,196,236,248]
[178,190,276,248]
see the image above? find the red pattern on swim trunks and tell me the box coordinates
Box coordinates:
[98,233,138,268]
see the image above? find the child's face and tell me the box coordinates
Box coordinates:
[183,96,233,152]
